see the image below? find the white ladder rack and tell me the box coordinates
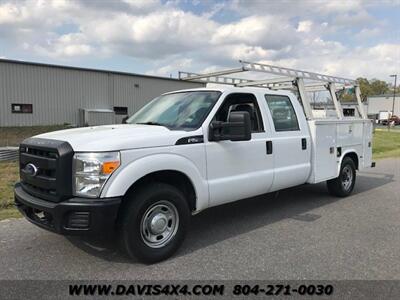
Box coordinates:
[179,60,366,120]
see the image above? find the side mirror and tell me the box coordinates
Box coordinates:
[209,111,251,141]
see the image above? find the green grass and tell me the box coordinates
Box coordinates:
[0,207,21,220]
[0,161,20,220]
[372,130,400,159]
[0,127,399,221]
[0,125,71,147]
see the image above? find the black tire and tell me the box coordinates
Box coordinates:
[119,183,190,264]
[327,157,356,197]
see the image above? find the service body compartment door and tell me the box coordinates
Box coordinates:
[362,121,373,169]
[307,121,338,183]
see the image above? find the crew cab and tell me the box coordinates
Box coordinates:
[14,63,374,263]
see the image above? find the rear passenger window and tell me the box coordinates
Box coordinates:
[265,95,299,131]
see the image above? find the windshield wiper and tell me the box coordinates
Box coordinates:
[136,122,165,127]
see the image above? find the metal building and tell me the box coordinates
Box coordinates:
[0,59,204,127]
[365,94,400,119]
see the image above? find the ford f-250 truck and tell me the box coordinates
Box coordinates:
[14,62,374,263]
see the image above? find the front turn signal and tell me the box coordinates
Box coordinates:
[102,161,120,174]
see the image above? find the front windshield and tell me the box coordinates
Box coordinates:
[126,91,221,130]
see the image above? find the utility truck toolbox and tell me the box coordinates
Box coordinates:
[15,61,374,263]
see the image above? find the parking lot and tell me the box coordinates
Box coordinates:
[0,158,399,280]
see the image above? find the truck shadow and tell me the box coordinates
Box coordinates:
[66,171,394,264]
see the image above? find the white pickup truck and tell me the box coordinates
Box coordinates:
[15,62,374,263]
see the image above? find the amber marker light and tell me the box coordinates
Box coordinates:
[102,161,120,174]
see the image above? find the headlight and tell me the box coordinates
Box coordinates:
[73,152,120,198]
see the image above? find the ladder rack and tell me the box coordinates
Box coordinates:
[179,61,366,120]
[239,60,356,85]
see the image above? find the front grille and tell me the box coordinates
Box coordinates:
[19,138,74,202]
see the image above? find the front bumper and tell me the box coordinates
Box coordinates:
[14,183,121,235]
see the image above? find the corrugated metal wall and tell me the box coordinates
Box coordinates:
[0,61,203,126]
[367,96,400,116]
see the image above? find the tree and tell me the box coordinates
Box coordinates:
[356,77,390,101]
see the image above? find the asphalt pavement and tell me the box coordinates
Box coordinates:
[0,158,399,280]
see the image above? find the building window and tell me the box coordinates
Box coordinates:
[12,103,33,113]
[113,106,128,115]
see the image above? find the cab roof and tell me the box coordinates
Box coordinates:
[163,86,296,97]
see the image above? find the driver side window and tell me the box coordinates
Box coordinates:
[214,93,264,133]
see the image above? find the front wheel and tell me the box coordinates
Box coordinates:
[119,183,190,263]
[327,157,356,197]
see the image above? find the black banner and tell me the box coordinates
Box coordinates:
[0,280,399,299]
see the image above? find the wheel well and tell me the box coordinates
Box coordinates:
[122,170,197,212]
[344,152,359,170]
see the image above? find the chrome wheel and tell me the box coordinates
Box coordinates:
[341,165,353,191]
[140,200,179,248]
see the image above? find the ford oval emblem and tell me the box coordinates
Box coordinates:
[24,163,39,177]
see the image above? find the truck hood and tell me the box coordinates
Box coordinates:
[34,124,194,152]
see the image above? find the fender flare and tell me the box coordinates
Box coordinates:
[336,149,359,177]
[101,153,209,212]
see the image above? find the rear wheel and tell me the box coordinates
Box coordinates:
[119,183,190,263]
[327,157,356,197]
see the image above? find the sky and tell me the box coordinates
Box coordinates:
[0,0,399,82]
